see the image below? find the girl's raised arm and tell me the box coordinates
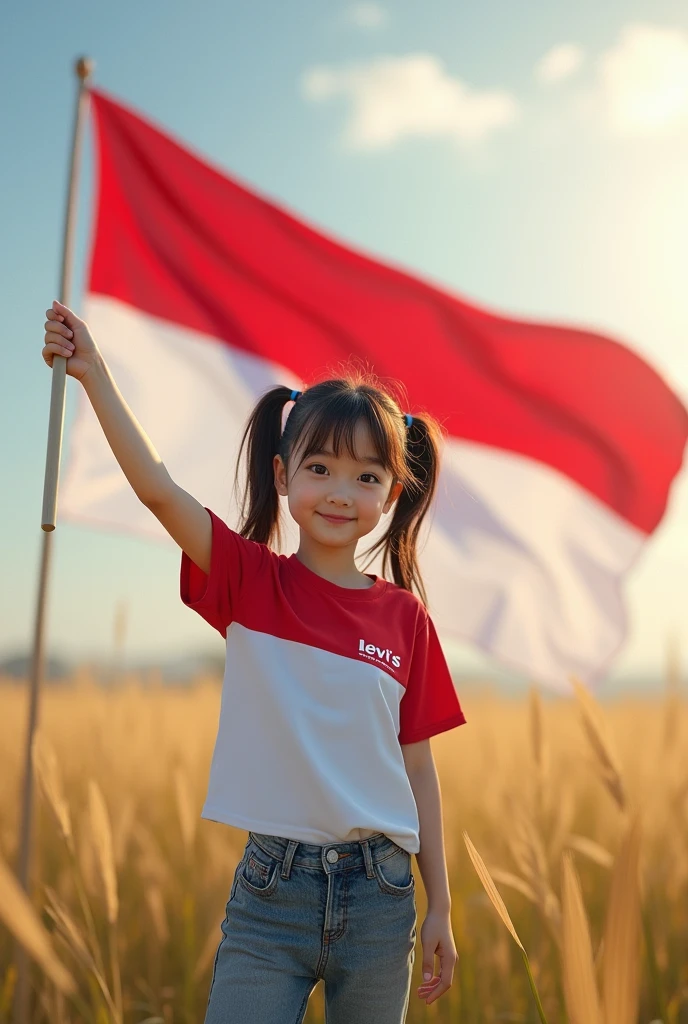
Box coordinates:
[42,300,212,574]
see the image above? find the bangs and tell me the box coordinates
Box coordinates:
[291,392,400,474]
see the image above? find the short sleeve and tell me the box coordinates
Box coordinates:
[179,507,270,638]
[398,613,467,744]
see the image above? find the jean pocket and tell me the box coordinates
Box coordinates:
[374,846,415,897]
[237,838,281,898]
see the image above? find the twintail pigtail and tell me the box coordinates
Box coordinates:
[233,385,298,549]
[364,412,443,607]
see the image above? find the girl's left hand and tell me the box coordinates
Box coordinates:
[417,909,458,1004]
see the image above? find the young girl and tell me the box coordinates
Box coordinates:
[43,298,467,1024]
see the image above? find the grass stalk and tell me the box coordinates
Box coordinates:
[519,948,549,1024]
[641,902,668,1024]
[463,832,549,1024]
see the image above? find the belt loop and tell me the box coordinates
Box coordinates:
[281,840,298,880]
[360,838,375,879]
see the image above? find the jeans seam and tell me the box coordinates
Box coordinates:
[292,982,316,1024]
[206,904,230,1007]
[376,844,410,865]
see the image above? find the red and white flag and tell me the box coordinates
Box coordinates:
[61,87,688,690]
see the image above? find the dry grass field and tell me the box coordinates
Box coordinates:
[0,670,687,1023]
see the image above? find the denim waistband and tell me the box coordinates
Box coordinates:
[248,830,407,880]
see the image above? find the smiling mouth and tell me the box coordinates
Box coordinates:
[318,512,355,522]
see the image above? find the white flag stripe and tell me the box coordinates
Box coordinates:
[61,296,643,688]
[61,296,301,540]
[428,443,642,687]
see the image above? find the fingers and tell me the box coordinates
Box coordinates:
[418,977,444,1005]
[42,299,81,371]
[42,346,65,368]
[43,340,74,362]
[417,973,440,997]
[417,955,439,999]
[44,332,74,351]
[418,961,456,1004]
[42,335,75,366]
[44,318,73,340]
[417,945,457,1003]
[51,298,84,329]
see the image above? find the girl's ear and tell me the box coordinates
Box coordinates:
[273,454,288,496]
[383,480,404,514]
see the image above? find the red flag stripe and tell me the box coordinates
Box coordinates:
[88,87,688,534]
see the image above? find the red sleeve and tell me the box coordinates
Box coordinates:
[179,507,270,638]
[398,613,467,744]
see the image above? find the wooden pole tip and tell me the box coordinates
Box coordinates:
[75,57,95,81]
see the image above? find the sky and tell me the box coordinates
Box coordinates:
[3,0,688,689]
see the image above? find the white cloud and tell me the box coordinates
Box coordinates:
[347,3,388,29]
[301,54,519,149]
[595,23,688,136]
[535,44,585,84]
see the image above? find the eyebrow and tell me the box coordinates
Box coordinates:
[307,447,387,469]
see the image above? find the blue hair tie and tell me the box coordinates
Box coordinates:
[290,390,302,401]
[405,413,413,428]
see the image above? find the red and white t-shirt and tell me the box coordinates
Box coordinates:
[180,508,466,855]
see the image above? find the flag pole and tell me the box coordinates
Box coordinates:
[13,55,94,1024]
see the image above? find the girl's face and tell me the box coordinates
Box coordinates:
[273,420,403,547]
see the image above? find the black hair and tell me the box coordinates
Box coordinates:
[233,366,444,606]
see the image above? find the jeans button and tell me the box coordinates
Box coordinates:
[326,849,339,863]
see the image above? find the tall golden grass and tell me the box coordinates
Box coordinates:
[0,669,687,1023]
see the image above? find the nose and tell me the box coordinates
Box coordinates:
[326,488,353,507]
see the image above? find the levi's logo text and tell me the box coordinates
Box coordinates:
[358,639,401,670]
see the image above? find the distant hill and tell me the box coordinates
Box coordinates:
[0,650,666,697]
[0,650,226,684]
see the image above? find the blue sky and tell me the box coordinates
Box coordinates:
[3,0,688,686]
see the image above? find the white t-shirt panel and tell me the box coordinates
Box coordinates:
[180,508,466,855]
[202,624,421,851]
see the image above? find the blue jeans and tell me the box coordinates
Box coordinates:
[204,830,417,1023]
